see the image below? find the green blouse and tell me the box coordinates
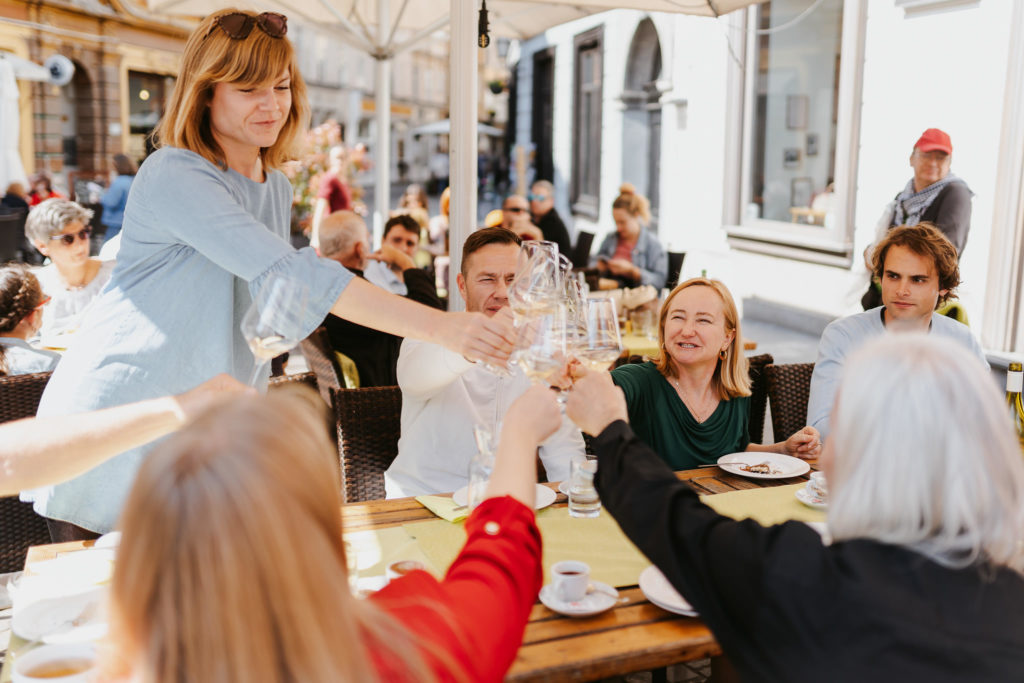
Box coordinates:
[610,362,750,469]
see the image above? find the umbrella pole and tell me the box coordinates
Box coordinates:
[448,0,478,311]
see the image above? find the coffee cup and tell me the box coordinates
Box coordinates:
[12,643,95,683]
[807,471,828,501]
[551,560,589,602]
[386,560,426,582]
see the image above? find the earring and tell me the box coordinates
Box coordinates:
[719,349,727,360]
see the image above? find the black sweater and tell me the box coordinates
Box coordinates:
[593,420,1024,683]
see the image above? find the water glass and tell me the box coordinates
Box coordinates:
[568,456,601,518]
[467,423,499,510]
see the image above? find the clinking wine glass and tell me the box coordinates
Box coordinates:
[515,305,570,402]
[240,275,310,387]
[574,298,624,372]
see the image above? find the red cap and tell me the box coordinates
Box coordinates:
[914,128,952,155]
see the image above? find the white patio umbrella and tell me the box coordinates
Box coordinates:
[411,119,504,138]
[143,0,765,306]
[0,59,27,197]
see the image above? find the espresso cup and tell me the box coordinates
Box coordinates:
[386,560,426,582]
[551,560,590,602]
[12,643,95,683]
[807,471,828,501]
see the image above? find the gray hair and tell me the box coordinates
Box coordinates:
[530,179,553,195]
[25,198,94,243]
[318,210,367,260]
[828,334,1024,575]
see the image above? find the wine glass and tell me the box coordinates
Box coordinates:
[240,275,310,387]
[514,305,569,388]
[509,243,561,322]
[573,298,624,372]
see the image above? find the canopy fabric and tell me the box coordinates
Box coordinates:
[412,119,504,137]
[0,60,27,196]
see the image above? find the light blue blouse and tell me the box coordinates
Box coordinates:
[33,147,353,532]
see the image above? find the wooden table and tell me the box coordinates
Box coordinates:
[21,466,811,682]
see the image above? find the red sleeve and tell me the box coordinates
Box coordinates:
[369,496,542,682]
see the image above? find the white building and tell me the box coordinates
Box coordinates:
[514,0,1024,354]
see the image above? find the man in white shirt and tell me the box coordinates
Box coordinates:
[364,213,423,297]
[807,223,986,440]
[384,227,584,497]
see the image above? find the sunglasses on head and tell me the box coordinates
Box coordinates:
[208,12,288,40]
[49,227,91,246]
[528,193,548,202]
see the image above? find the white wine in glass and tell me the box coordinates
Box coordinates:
[240,275,310,386]
[574,298,624,372]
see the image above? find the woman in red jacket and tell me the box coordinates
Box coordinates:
[100,384,557,682]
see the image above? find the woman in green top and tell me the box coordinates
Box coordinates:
[611,278,821,469]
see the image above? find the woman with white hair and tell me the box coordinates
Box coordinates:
[26,198,114,338]
[565,334,1024,681]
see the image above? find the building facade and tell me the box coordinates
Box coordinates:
[515,0,1024,354]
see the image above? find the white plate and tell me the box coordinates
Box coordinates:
[716,452,810,480]
[638,566,698,617]
[451,483,557,510]
[13,585,107,644]
[795,487,828,510]
[539,581,618,617]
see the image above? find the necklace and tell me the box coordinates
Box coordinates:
[669,376,717,423]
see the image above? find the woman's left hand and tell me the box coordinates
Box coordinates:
[782,426,822,459]
[441,308,517,366]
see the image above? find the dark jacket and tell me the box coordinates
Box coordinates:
[536,208,572,256]
[593,420,1024,683]
[323,267,442,387]
[894,180,972,255]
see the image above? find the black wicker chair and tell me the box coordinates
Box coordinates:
[0,371,55,572]
[746,353,774,444]
[764,363,816,443]
[299,326,344,406]
[330,385,402,503]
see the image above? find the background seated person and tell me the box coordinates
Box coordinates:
[320,210,442,387]
[1,182,29,212]
[364,213,422,296]
[502,194,543,242]
[26,198,114,339]
[102,384,558,682]
[528,180,572,255]
[611,278,820,469]
[807,222,985,439]
[566,335,1024,682]
[385,227,584,498]
[593,184,668,289]
[0,264,59,375]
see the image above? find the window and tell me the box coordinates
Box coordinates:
[727,0,865,266]
[128,71,175,160]
[571,26,603,219]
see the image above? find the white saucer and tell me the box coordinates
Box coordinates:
[13,585,107,644]
[451,483,557,510]
[717,452,810,480]
[638,566,698,616]
[557,480,570,496]
[795,487,828,510]
[539,581,619,617]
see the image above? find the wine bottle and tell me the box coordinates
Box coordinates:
[1006,362,1024,449]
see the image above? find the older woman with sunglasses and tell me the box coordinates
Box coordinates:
[26,198,114,340]
[31,8,515,540]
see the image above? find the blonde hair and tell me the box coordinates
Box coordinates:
[154,8,310,171]
[105,388,440,683]
[611,183,651,226]
[828,334,1024,575]
[653,278,750,399]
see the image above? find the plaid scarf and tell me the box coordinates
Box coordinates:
[892,173,963,227]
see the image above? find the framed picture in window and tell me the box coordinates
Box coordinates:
[791,177,813,208]
[786,95,808,130]
[806,133,819,157]
[783,147,801,169]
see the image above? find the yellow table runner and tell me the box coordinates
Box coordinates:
[402,507,650,588]
[702,482,825,525]
[621,333,659,358]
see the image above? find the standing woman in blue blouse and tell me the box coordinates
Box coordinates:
[33,8,515,540]
[99,154,136,244]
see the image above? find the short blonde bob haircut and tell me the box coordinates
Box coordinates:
[104,388,442,683]
[653,278,750,400]
[155,8,310,171]
[828,334,1024,575]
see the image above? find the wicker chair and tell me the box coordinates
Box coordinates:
[746,353,774,444]
[330,385,402,503]
[765,362,816,443]
[0,371,55,572]
[299,327,344,405]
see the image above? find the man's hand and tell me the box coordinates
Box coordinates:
[440,308,516,367]
[172,373,256,423]
[566,368,629,436]
[781,425,822,459]
[367,243,417,275]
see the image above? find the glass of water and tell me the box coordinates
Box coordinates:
[568,456,601,518]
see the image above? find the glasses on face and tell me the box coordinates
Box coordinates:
[528,194,548,202]
[49,227,91,246]
[505,207,528,213]
[208,12,288,40]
